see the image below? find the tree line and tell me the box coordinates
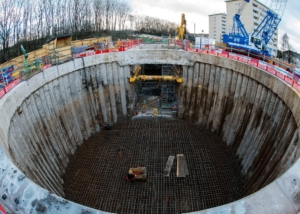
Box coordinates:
[133,15,177,36]
[0,0,177,63]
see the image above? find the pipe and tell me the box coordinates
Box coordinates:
[135,75,182,83]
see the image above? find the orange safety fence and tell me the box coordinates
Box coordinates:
[72,39,142,58]
[184,46,300,92]
[0,39,143,99]
[0,38,299,100]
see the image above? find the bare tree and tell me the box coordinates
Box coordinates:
[281,33,296,64]
[93,0,105,31]
[35,0,44,38]
[0,0,24,61]
[133,15,176,36]
[42,0,56,36]
[0,0,183,63]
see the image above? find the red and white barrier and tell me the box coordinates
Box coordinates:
[188,45,300,92]
[258,60,267,70]
[285,76,294,85]
[121,39,143,51]
[229,53,239,60]
[42,64,52,71]
[266,64,276,75]
[2,39,300,101]
[219,51,229,58]
[248,58,258,67]
[73,39,142,58]
[293,80,300,91]
[4,78,20,93]
[207,50,215,55]
[238,55,250,63]
[0,88,5,99]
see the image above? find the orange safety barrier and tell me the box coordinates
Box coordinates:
[0,39,143,99]
[72,39,142,58]
[1,38,300,101]
[186,45,300,92]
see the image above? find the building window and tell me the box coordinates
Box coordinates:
[235,3,241,8]
[235,3,241,13]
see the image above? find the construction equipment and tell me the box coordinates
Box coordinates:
[85,40,108,51]
[127,167,147,181]
[129,66,182,83]
[250,0,287,55]
[222,0,250,50]
[20,44,29,74]
[152,108,159,116]
[141,100,148,112]
[129,66,142,82]
[222,0,287,57]
[176,13,186,40]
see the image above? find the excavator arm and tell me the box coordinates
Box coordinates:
[176,13,186,40]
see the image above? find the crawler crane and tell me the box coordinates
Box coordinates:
[222,0,287,57]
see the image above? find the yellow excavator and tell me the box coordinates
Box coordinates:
[176,13,186,40]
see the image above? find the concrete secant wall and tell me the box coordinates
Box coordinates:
[0,48,300,213]
[8,62,139,197]
[177,62,298,196]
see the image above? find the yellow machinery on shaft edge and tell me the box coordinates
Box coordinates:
[176,13,186,40]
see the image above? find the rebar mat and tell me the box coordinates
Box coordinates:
[63,118,243,213]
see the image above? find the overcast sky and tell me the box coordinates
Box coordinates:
[130,0,300,53]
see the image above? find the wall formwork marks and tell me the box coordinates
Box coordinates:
[0,49,299,213]
[177,63,297,195]
[8,63,139,197]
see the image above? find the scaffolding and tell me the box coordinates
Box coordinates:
[161,65,176,109]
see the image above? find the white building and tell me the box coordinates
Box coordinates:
[225,0,278,57]
[195,37,216,49]
[208,13,227,43]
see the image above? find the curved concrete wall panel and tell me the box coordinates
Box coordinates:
[0,48,299,213]
[8,63,138,197]
[177,62,298,195]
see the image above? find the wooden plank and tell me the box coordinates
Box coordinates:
[176,154,189,177]
[177,154,186,177]
[164,156,175,176]
[183,156,189,176]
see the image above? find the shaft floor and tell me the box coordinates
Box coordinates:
[63,117,243,214]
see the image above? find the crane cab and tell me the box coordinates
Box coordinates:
[251,37,262,47]
[251,37,267,51]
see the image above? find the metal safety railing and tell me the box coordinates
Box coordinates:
[181,40,300,92]
[0,36,298,100]
[0,38,142,99]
